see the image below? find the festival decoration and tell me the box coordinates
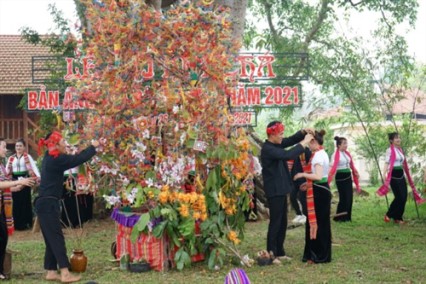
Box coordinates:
[63,0,256,270]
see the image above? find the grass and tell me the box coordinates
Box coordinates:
[7,187,426,284]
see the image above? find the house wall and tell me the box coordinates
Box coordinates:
[0,95,37,154]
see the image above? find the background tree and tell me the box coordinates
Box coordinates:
[246,0,425,188]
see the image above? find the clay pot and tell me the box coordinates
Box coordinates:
[70,249,88,273]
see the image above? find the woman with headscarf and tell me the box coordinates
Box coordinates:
[5,138,40,230]
[328,136,361,222]
[0,138,35,280]
[294,130,332,264]
[35,131,99,283]
[377,132,425,224]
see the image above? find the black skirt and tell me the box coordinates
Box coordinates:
[334,171,353,222]
[12,173,33,230]
[386,168,407,221]
[302,182,332,263]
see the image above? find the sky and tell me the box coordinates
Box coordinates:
[0,0,425,64]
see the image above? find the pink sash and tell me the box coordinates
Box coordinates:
[328,150,361,193]
[377,145,425,204]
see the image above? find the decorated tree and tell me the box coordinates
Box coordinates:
[64,0,256,270]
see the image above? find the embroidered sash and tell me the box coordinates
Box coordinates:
[0,164,14,235]
[300,152,317,227]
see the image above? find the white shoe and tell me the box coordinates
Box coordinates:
[292,215,306,224]
[277,255,292,261]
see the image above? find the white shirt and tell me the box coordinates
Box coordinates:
[6,154,40,177]
[385,147,404,167]
[330,151,351,170]
[311,149,329,178]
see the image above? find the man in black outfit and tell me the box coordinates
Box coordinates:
[35,131,99,283]
[260,121,312,263]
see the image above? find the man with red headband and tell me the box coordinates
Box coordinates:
[260,121,313,264]
[35,131,99,283]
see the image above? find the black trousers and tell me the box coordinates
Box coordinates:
[0,213,8,275]
[266,195,288,257]
[386,169,407,221]
[12,174,33,230]
[35,198,70,270]
[302,183,332,263]
[334,172,353,222]
[290,185,303,215]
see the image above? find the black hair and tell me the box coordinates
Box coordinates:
[0,138,5,144]
[314,130,326,145]
[16,138,26,147]
[334,136,346,147]
[388,132,399,142]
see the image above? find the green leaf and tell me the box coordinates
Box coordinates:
[145,170,156,181]
[130,226,140,243]
[130,212,150,243]
[181,250,192,267]
[208,248,217,270]
[137,213,150,232]
[178,218,195,238]
[152,220,167,238]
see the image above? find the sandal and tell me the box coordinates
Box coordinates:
[0,273,7,280]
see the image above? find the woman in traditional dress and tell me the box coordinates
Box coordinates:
[328,136,361,222]
[6,139,40,230]
[0,138,35,280]
[294,130,332,264]
[377,132,425,224]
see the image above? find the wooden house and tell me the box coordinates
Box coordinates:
[0,35,52,154]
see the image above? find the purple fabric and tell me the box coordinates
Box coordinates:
[224,268,251,284]
[110,208,141,227]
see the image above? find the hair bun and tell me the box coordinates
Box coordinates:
[319,129,326,136]
[334,136,339,141]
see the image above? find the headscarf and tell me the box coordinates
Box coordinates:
[266,122,284,136]
[38,131,63,158]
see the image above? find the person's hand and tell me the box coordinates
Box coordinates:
[310,222,318,240]
[11,185,23,192]
[294,173,304,180]
[300,133,314,147]
[304,128,315,135]
[18,178,35,187]
[299,182,308,191]
[91,140,100,148]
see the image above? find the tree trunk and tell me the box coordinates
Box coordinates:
[215,0,248,42]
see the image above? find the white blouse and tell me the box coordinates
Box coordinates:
[6,154,40,177]
[330,151,351,170]
[385,147,404,167]
[312,149,329,178]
